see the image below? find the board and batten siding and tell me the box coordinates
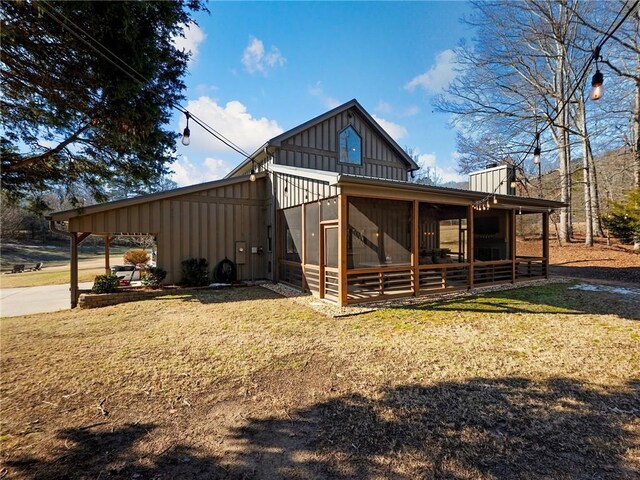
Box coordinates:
[68,179,269,283]
[273,173,339,210]
[275,109,409,181]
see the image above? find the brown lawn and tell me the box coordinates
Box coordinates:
[1,283,639,479]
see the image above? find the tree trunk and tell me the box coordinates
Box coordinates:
[587,144,604,237]
[577,98,593,246]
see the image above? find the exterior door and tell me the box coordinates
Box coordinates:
[321,224,339,300]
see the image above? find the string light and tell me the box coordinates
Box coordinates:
[181,112,190,146]
[589,46,604,101]
[249,160,256,182]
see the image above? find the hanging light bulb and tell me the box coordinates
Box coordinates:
[533,146,541,164]
[493,195,498,204]
[249,168,256,182]
[181,112,191,146]
[510,180,517,189]
[589,70,604,101]
[589,46,604,101]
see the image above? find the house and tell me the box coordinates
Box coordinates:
[49,99,563,308]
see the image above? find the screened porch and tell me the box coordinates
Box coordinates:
[277,193,550,306]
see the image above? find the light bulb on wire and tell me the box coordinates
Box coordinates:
[589,46,604,101]
[181,112,191,146]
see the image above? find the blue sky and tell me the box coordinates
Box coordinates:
[170,1,473,186]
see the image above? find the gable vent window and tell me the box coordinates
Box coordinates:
[338,125,362,165]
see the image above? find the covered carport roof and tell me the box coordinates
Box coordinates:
[47,172,265,221]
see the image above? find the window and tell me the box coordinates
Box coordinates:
[338,126,362,165]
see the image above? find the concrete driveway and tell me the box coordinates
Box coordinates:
[0,282,93,317]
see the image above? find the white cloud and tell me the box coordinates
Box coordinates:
[308,81,341,109]
[402,105,420,117]
[169,156,233,187]
[414,151,465,184]
[417,153,437,168]
[405,49,457,94]
[371,115,408,141]
[179,97,283,154]
[172,22,206,64]
[241,36,286,75]
[376,101,394,115]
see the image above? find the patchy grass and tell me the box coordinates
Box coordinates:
[0,266,103,289]
[0,245,130,288]
[1,283,638,479]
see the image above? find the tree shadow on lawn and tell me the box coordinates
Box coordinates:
[9,377,639,479]
[401,283,640,321]
[550,265,640,284]
[173,285,301,305]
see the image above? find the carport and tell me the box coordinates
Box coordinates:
[47,174,270,308]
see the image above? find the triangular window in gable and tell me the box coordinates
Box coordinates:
[338,125,362,165]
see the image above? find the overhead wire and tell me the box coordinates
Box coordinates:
[36,0,638,206]
[473,0,639,209]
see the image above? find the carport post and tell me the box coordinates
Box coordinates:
[104,235,112,275]
[70,235,78,308]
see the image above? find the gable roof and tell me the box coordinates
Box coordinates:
[226,99,419,178]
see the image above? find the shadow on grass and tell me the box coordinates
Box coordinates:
[171,285,294,305]
[400,282,640,321]
[8,377,639,479]
[550,265,640,284]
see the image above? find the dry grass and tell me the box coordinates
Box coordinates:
[1,283,639,479]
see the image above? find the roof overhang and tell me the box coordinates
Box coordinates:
[47,172,267,222]
[336,175,565,212]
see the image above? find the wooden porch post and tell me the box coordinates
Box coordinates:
[543,211,550,278]
[511,209,517,283]
[467,205,474,290]
[412,200,419,296]
[301,203,307,292]
[338,193,348,307]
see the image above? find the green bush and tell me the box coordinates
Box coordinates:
[123,249,150,265]
[602,189,640,244]
[92,274,119,293]
[142,266,167,288]
[181,258,209,286]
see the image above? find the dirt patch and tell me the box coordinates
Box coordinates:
[548,240,640,284]
[1,284,638,479]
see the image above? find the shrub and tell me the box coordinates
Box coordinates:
[123,249,150,266]
[92,274,119,293]
[602,189,640,245]
[181,258,209,286]
[142,266,167,288]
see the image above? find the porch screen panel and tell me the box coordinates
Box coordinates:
[515,212,545,278]
[280,206,302,263]
[474,209,511,261]
[321,197,338,221]
[305,202,320,265]
[418,204,468,264]
[515,212,543,257]
[347,197,411,269]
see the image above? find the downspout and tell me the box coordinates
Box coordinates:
[47,217,79,309]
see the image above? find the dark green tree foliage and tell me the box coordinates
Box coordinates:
[1,0,204,209]
[603,189,640,244]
